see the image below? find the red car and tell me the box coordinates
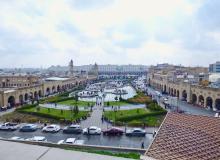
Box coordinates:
[103,127,124,136]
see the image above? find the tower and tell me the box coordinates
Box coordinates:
[69,59,74,77]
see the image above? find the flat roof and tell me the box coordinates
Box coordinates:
[45,77,69,81]
[145,113,220,160]
[0,140,132,160]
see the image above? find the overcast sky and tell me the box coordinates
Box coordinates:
[0,0,219,68]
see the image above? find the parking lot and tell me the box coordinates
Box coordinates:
[0,126,155,149]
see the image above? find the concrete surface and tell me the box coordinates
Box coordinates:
[0,140,135,160]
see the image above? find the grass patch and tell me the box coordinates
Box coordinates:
[104,101,131,106]
[58,100,95,107]
[104,107,166,127]
[64,147,140,159]
[14,104,89,123]
[22,106,89,121]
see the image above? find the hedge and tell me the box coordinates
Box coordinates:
[115,110,167,122]
[40,97,74,104]
[16,104,37,111]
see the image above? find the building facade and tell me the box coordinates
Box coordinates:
[147,65,220,110]
[209,61,220,73]
[0,75,97,108]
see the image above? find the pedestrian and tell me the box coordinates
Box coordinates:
[141,142,144,149]
[88,127,90,135]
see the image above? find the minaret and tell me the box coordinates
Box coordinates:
[69,59,74,77]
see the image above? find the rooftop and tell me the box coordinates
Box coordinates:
[145,113,220,160]
[0,140,134,160]
[44,77,69,81]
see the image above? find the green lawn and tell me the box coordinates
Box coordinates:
[104,101,131,106]
[104,108,150,121]
[104,108,166,127]
[23,106,89,121]
[58,100,95,107]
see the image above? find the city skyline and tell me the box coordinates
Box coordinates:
[0,0,219,68]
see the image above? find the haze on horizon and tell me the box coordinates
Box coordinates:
[0,0,219,68]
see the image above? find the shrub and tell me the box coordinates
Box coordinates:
[148,103,165,112]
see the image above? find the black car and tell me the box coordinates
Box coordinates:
[63,125,82,134]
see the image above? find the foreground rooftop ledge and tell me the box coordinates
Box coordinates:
[0,138,146,154]
[0,140,134,160]
[144,112,220,160]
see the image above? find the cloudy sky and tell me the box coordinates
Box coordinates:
[0,0,219,68]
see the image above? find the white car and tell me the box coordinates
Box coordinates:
[0,122,19,131]
[26,136,47,142]
[57,138,85,145]
[83,126,101,135]
[42,124,61,133]
[10,136,25,141]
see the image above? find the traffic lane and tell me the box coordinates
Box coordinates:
[0,129,154,149]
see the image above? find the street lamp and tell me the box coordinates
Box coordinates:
[114,106,117,126]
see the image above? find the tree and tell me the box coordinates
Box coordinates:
[115,96,118,101]
[107,101,110,107]
[74,105,79,115]
[119,95,123,101]
[75,94,79,102]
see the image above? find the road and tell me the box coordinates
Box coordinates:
[147,86,216,117]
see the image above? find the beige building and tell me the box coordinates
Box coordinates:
[147,66,220,110]
[0,75,97,108]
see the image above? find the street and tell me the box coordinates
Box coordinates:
[147,86,216,117]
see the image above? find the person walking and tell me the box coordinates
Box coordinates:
[141,142,144,149]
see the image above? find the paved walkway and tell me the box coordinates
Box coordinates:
[0,140,134,160]
[80,104,109,129]
[0,108,15,116]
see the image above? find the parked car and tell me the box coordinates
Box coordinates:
[19,124,38,132]
[83,126,101,135]
[125,128,146,136]
[103,127,124,136]
[10,136,25,141]
[63,124,82,134]
[57,138,85,145]
[0,122,19,131]
[42,124,60,133]
[26,136,47,142]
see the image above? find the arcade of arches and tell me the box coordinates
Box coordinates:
[0,77,91,108]
[150,80,220,111]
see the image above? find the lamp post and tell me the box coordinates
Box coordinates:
[114,106,117,126]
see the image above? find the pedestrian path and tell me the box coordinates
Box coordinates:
[80,104,109,129]
[0,108,15,116]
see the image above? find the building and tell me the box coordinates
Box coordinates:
[0,75,40,88]
[209,61,220,73]
[0,60,98,108]
[147,65,220,110]
[0,76,91,108]
[68,59,74,77]
[144,113,220,160]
